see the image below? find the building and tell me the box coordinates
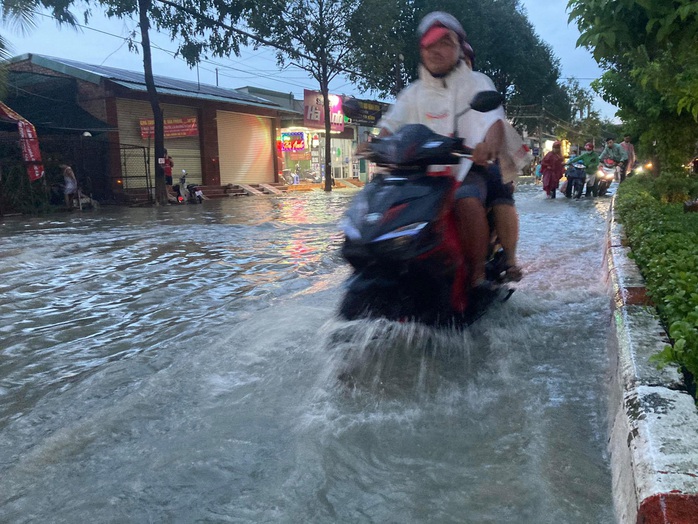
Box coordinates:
[5,54,298,202]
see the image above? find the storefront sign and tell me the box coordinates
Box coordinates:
[280,131,306,152]
[343,98,389,127]
[304,90,344,132]
[139,117,199,139]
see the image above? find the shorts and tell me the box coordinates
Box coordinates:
[165,175,173,186]
[454,163,515,207]
[64,179,77,195]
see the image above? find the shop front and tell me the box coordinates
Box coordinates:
[277,89,358,185]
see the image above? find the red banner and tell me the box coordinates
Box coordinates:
[139,117,199,139]
[17,121,44,181]
[0,101,44,181]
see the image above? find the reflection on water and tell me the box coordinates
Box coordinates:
[0,186,616,522]
[0,193,350,425]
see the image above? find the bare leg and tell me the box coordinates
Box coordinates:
[455,197,488,286]
[493,204,519,267]
[493,203,523,281]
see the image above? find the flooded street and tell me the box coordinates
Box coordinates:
[0,185,616,522]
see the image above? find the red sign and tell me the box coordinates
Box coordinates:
[0,101,44,181]
[304,90,344,132]
[139,117,199,139]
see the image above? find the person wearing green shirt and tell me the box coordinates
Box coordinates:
[599,137,629,182]
[567,142,600,197]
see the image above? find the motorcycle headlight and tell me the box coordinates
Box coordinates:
[373,222,428,243]
[371,222,430,257]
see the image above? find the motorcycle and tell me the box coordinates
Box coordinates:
[564,161,587,199]
[337,91,513,327]
[172,170,205,204]
[596,158,618,196]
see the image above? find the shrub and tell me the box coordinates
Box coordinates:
[615,174,698,391]
[0,165,50,215]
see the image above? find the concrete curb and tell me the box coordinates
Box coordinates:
[605,196,698,523]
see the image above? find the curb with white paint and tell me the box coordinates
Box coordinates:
[605,196,698,523]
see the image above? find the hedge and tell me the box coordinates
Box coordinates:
[614,172,698,392]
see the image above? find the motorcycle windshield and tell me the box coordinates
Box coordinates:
[368,124,462,166]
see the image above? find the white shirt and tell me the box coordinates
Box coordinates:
[379,61,530,183]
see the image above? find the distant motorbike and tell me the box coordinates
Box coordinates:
[564,161,587,199]
[172,170,205,204]
[596,159,618,196]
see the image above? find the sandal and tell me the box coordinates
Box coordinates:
[504,265,523,282]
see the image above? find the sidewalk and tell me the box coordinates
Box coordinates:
[605,196,698,523]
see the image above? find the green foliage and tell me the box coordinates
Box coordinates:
[568,0,698,170]
[347,0,569,115]
[0,164,50,214]
[615,174,698,385]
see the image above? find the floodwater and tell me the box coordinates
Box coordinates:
[0,184,616,523]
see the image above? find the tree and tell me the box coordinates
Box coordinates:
[89,0,189,204]
[348,0,568,109]
[160,0,360,193]
[568,0,698,171]
[247,0,360,192]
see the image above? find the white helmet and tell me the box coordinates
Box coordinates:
[417,11,467,42]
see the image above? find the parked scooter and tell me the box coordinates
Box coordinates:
[172,170,205,204]
[596,158,618,196]
[302,169,321,183]
[564,161,587,199]
[338,91,513,327]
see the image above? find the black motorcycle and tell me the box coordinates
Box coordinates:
[338,91,513,327]
[565,161,586,199]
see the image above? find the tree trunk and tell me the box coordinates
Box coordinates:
[138,0,167,205]
[321,80,333,192]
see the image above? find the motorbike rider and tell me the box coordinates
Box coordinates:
[566,142,600,197]
[599,137,628,182]
[375,11,529,289]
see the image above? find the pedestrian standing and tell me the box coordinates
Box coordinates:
[541,141,565,198]
[620,135,636,178]
[59,163,78,209]
[163,149,174,192]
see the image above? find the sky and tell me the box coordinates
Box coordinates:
[4,0,619,120]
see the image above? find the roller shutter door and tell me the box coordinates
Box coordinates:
[217,111,274,185]
[116,99,202,187]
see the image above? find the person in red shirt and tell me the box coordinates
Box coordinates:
[163,149,174,187]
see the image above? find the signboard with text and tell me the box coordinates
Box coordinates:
[280,131,306,152]
[303,90,344,132]
[139,117,199,139]
[343,98,390,127]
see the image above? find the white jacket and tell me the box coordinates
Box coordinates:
[379,61,531,183]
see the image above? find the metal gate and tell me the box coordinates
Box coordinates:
[119,144,151,204]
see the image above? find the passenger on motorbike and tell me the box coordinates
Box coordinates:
[599,137,628,182]
[566,142,600,197]
[375,11,529,288]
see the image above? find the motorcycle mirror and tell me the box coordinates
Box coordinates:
[470,91,504,113]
